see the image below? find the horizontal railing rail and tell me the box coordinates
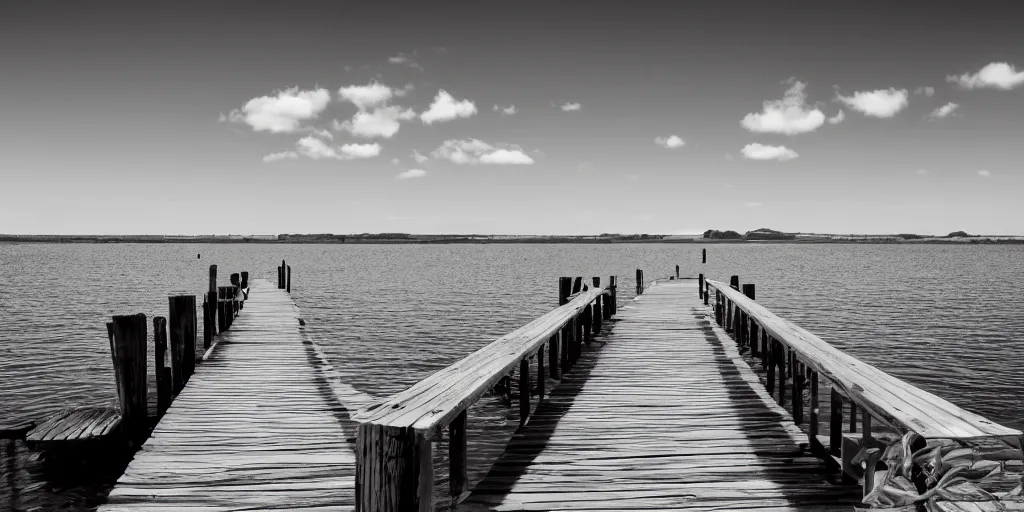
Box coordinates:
[354,276,618,511]
[702,277,1022,497]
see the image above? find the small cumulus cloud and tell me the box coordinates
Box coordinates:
[836,88,909,118]
[411,150,429,164]
[262,151,299,163]
[397,169,427,179]
[340,143,382,159]
[978,170,991,178]
[431,139,535,165]
[827,110,845,125]
[948,62,1024,90]
[420,90,477,124]
[226,87,330,133]
[741,143,799,161]
[334,105,416,139]
[654,135,686,148]
[560,102,582,112]
[915,86,935,97]
[493,104,518,115]
[387,53,423,72]
[741,80,826,135]
[930,102,959,119]
[338,82,395,110]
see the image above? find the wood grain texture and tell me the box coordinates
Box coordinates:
[98,279,355,511]
[464,280,862,510]
[705,280,1020,440]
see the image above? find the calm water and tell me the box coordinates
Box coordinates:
[1,243,1023,509]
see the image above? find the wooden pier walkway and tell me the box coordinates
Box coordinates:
[100,279,355,511]
[463,280,863,510]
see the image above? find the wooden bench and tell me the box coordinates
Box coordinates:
[353,277,617,511]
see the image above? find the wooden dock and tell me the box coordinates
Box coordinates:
[463,280,864,510]
[99,278,356,511]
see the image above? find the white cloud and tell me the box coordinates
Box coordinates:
[262,151,299,163]
[654,135,686,148]
[978,170,991,178]
[493,104,518,115]
[397,169,427,179]
[741,81,826,135]
[915,86,936,97]
[334,106,416,138]
[227,87,330,133]
[741,143,799,161]
[340,143,382,159]
[836,88,909,118]
[290,136,381,161]
[561,102,582,112]
[338,82,395,110]
[930,102,959,119]
[420,90,477,124]
[411,150,429,164]
[431,138,535,165]
[387,54,423,72]
[948,62,1024,90]
[827,110,845,124]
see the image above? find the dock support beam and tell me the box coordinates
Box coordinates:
[169,295,197,389]
[356,424,433,512]
[153,316,171,416]
[208,265,217,334]
[702,248,706,263]
[111,313,148,441]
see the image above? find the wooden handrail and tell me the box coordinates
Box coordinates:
[704,279,1020,440]
[354,278,616,511]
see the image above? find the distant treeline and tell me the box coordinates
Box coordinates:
[703,228,795,240]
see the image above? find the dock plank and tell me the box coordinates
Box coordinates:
[98,279,355,511]
[464,280,862,511]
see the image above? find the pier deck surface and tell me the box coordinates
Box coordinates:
[464,280,861,511]
[99,279,354,511]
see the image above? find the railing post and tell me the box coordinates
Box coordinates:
[830,388,843,455]
[592,277,602,333]
[537,343,546,400]
[548,333,560,379]
[202,295,212,350]
[704,282,710,306]
[287,265,292,293]
[582,306,592,344]
[356,424,433,511]
[766,336,776,396]
[240,271,249,289]
[169,295,197,388]
[608,275,617,315]
[730,275,739,290]
[561,320,572,373]
[742,283,756,300]
[809,370,819,444]
[698,273,704,299]
[519,358,530,425]
[558,277,571,306]
[153,316,171,417]
[281,260,286,289]
[793,358,803,424]
[449,410,468,503]
[777,341,786,406]
[110,313,148,440]
[208,265,217,334]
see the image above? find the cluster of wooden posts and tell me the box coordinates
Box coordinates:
[553,276,618,381]
[277,260,291,293]
[107,265,248,441]
[702,276,880,494]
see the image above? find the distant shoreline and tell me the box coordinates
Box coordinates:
[2,235,1023,245]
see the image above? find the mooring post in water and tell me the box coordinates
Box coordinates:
[202,295,212,350]
[635,269,644,295]
[169,295,197,387]
[217,287,228,333]
[208,265,218,334]
[742,283,756,301]
[153,316,171,416]
[230,273,239,288]
[240,271,249,289]
[110,313,148,439]
[281,260,287,289]
[702,248,706,263]
[287,265,291,293]
[730,275,740,290]
[548,333,560,379]
[449,409,468,502]
[675,265,679,279]
[608,275,617,315]
[698,273,704,299]
[558,277,571,306]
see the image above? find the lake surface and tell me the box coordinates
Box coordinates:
[2,242,1023,510]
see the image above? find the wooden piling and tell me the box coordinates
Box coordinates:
[153,316,171,417]
[548,334,560,379]
[702,248,706,263]
[202,296,212,350]
[635,269,643,295]
[592,277,602,333]
[230,273,239,287]
[742,283,755,300]
[217,287,228,333]
[169,295,197,388]
[698,273,704,299]
[281,260,287,289]
[558,277,571,306]
[449,410,468,502]
[571,276,582,294]
[675,265,679,279]
[809,371,819,441]
[730,275,739,290]
[537,343,545,400]
[110,313,148,438]
[240,271,249,289]
[830,388,843,455]
[287,265,292,293]
[608,275,617,314]
[208,265,217,334]
[355,424,432,512]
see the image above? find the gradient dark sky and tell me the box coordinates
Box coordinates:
[2,1,1022,235]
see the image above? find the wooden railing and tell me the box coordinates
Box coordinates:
[353,276,618,511]
[702,277,1022,496]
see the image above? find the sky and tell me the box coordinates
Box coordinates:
[1,0,1023,236]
